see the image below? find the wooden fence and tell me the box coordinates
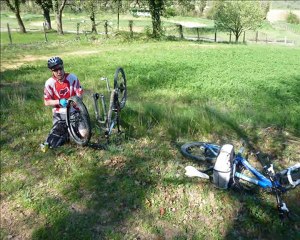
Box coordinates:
[1,20,297,46]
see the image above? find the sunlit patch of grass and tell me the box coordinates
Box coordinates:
[1,39,300,239]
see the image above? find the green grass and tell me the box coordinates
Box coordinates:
[1,5,300,236]
[1,38,300,239]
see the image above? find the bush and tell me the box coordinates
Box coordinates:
[287,11,300,24]
[164,7,176,17]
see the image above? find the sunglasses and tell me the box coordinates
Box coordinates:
[52,67,63,72]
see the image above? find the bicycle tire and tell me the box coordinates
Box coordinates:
[114,67,127,109]
[66,96,92,146]
[181,142,219,162]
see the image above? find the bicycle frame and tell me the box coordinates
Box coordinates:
[92,77,121,142]
[184,142,299,219]
[233,155,274,188]
[203,144,281,189]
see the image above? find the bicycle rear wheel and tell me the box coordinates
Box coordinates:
[181,142,219,164]
[114,67,127,109]
[66,96,92,146]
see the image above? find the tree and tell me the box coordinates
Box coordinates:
[177,0,195,15]
[35,0,53,30]
[148,0,165,38]
[52,0,67,34]
[260,0,270,20]
[199,0,207,15]
[80,0,98,33]
[214,1,264,42]
[4,0,26,33]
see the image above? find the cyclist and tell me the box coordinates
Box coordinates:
[41,56,84,149]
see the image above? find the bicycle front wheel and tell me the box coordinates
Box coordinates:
[114,67,127,109]
[181,142,220,163]
[66,96,92,146]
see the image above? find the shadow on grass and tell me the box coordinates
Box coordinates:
[223,188,300,240]
[176,105,300,239]
[30,153,190,239]
[1,57,300,239]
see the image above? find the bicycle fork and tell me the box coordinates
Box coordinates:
[93,93,108,124]
[93,93,109,143]
[264,165,290,220]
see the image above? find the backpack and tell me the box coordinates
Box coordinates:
[213,144,234,189]
[46,120,69,148]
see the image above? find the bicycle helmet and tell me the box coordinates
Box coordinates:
[48,57,63,69]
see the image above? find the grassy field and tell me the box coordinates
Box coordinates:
[1,34,300,239]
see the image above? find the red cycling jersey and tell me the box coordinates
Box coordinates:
[44,73,83,114]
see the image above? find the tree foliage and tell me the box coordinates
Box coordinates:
[287,11,300,24]
[214,0,264,42]
[4,0,27,33]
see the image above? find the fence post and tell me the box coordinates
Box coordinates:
[229,31,232,43]
[77,23,80,35]
[255,31,258,43]
[265,34,268,43]
[129,20,133,38]
[177,24,183,39]
[7,23,12,45]
[75,23,80,40]
[284,36,287,45]
[43,22,48,42]
[104,20,108,37]
[214,29,217,42]
[196,28,200,41]
[243,31,246,43]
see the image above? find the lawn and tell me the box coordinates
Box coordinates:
[1,36,300,239]
[1,30,300,240]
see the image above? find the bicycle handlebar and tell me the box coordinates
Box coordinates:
[284,163,300,187]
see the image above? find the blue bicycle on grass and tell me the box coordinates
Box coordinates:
[181,142,300,219]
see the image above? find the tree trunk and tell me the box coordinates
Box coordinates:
[149,0,163,38]
[4,0,26,33]
[43,8,52,30]
[56,13,63,34]
[53,0,67,35]
[234,31,240,43]
[16,11,26,33]
[90,12,97,33]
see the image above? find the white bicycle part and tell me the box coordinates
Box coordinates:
[185,166,210,179]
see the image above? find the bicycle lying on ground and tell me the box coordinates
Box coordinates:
[181,141,300,219]
[66,67,127,146]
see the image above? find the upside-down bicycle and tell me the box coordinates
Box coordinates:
[181,141,300,219]
[66,67,127,146]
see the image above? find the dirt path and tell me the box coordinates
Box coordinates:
[1,50,101,71]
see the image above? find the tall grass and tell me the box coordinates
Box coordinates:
[1,39,300,239]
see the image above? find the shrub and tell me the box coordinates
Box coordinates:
[287,11,300,24]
